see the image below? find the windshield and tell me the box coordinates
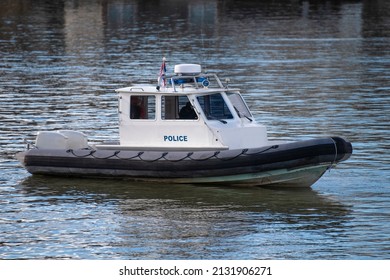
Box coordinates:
[197,93,233,121]
[226,92,253,121]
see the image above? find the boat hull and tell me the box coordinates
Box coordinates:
[17,137,352,188]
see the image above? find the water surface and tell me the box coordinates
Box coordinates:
[0,0,389,259]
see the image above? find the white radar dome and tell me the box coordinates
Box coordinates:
[174,64,202,75]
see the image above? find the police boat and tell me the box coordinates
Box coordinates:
[17,63,352,187]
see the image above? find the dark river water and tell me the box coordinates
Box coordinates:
[0,0,389,259]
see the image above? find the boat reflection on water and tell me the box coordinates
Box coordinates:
[20,175,351,227]
[13,176,354,259]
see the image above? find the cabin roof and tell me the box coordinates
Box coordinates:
[115,86,240,95]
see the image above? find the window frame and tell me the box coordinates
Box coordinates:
[129,95,156,120]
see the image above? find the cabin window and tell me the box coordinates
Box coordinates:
[227,92,252,120]
[130,95,155,120]
[197,93,233,121]
[161,95,198,120]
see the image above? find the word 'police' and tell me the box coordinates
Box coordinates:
[164,135,188,142]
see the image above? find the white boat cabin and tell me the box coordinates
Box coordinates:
[97,64,269,151]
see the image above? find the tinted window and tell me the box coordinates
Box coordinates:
[130,95,155,120]
[162,95,197,120]
[197,93,233,120]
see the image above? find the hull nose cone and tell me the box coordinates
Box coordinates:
[332,136,353,162]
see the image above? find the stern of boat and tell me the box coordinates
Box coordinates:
[15,151,27,167]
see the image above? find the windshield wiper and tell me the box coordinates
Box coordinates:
[207,115,227,124]
[233,106,253,122]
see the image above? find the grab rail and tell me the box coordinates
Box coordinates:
[129,87,144,91]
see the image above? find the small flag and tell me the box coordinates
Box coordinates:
[159,57,167,87]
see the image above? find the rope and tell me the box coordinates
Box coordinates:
[214,150,246,161]
[115,151,144,160]
[139,152,168,163]
[189,151,220,162]
[243,145,279,156]
[65,145,278,163]
[162,152,194,162]
[67,149,121,159]
[66,149,95,158]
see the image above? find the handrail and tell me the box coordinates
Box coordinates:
[129,87,144,91]
[24,139,37,150]
[166,73,224,92]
